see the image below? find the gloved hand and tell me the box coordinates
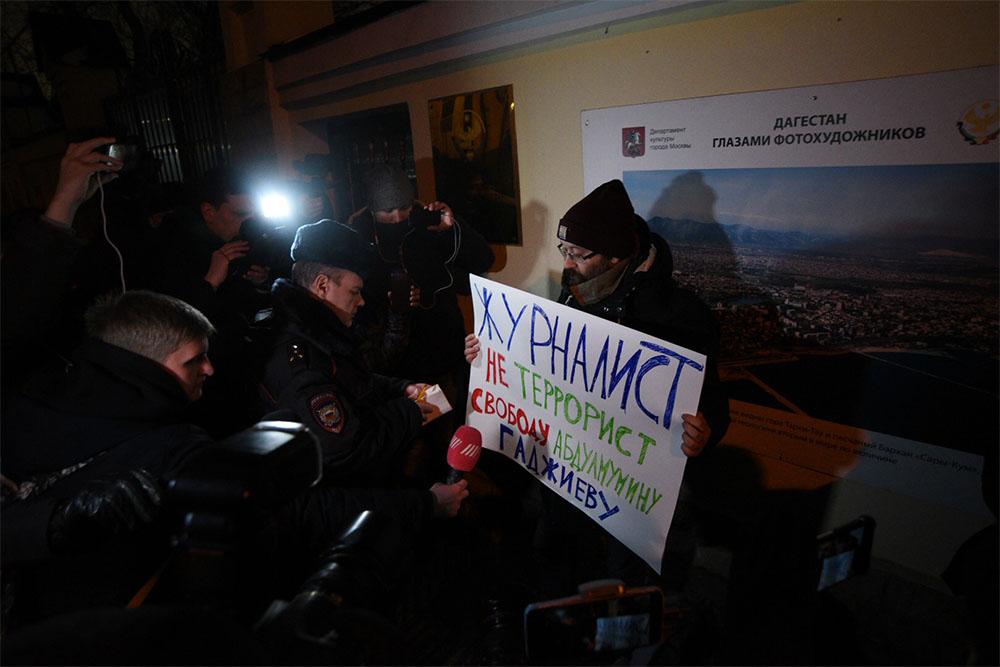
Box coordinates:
[47,468,164,554]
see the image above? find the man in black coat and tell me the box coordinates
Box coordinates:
[553,179,729,452]
[545,179,730,589]
[1,136,124,394]
[154,168,266,323]
[1,291,216,621]
[153,168,270,436]
[465,180,728,459]
[260,219,452,487]
[346,164,495,483]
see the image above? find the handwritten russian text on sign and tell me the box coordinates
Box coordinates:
[466,276,706,572]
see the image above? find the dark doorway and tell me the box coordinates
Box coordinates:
[326,103,414,220]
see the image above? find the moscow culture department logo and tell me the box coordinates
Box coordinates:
[622,127,645,157]
[957,100,998,145]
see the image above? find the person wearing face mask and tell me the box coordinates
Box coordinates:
[345,164,494,484]
[347,164,494,400]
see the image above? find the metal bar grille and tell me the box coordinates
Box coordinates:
[105,66,229,184]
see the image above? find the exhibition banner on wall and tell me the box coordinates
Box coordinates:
[581,66,998,516]
[466,276,706,572]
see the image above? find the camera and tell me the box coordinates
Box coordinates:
[167,421,321,519]
[254,510,411,664]
[815,515,875,591]
[164,418,321,555]
[523,580,665,664]
[155,421,322,607]
[231,217,296,276]
[409,207,443,228]
[98,142,139,173]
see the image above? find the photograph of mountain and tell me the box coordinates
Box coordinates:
[624,165,998,455]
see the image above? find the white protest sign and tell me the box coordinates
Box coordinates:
[466,276,706,572]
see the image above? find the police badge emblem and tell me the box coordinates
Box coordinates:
[309,392,345,433]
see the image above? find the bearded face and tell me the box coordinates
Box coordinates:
[561,255,614,289]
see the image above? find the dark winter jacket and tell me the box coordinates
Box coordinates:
[152,209,271,436]
[259,279,425,485]
[1,214,87,393]
[347,206,494,380]
[558,220,730,450]
[2,335,434,621]
[154,209,269,328]
[1,339,210,619]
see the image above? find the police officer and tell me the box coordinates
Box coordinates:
[260,219,438,486]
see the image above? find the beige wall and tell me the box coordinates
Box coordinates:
[229,0,1000,573]
[263,1,1000,578]
[220,1,335,71]
[283,1,998,299]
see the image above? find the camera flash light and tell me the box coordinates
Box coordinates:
[259,192,293,221]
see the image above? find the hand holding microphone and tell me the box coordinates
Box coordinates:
[430,479,468,517]
[446,425,482,484]
[427,425,483,518]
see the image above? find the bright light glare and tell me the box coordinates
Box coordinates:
[259,192,293,220]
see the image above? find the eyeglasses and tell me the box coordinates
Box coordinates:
[557,244,597,263]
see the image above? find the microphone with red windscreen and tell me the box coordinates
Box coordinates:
[445,425,482,484]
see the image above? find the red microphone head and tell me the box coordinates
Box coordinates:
[447,425,482,472]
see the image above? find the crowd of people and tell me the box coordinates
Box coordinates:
[1,137,741,664]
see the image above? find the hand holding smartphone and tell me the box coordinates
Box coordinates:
[99,142,139,173]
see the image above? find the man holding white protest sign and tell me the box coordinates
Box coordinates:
[464,179,728,594]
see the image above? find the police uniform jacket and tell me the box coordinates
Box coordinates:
[260,278,425,485]
[557,220,730,450]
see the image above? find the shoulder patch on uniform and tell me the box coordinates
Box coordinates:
[309,392,345,433]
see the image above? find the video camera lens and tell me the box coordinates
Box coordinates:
[254,511,410,663]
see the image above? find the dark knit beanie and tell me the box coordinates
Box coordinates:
[557,179,639,258]
[290,219,375,279]
[365,164,414,212]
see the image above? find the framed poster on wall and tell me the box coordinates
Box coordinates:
[581,66,998,517]
[429,84,522,245]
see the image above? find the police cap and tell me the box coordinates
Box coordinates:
[290,219,375,279]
